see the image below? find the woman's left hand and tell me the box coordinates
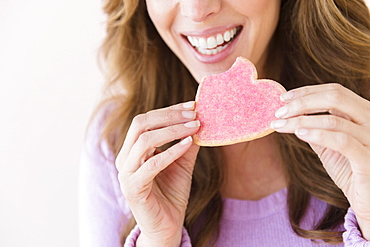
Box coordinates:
[271,83,370,240]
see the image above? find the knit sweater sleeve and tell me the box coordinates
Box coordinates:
[343,208,370,246]
[124,225,192,247]
[79,106,132,247]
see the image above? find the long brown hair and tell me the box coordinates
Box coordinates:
[95,0,370,246]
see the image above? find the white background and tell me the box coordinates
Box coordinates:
[0,1,104,246]
[0,1,369,247]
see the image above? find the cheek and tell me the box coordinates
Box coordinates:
[260,0,281,24]
[243,0,281,42]
[145,0,176,32]
[234,0,281,68]
[233,0,281,23]
[146,0,181,58]
[145,0,163,28]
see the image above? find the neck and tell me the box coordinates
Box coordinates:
[220,133,286,200]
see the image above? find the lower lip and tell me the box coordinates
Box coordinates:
[186,32,241,64]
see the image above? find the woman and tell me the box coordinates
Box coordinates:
[79,0,370,246]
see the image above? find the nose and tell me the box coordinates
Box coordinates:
[180,0,221,23]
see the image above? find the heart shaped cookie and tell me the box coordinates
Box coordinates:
[193,57,286,146]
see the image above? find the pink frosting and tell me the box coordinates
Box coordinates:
[194,57,286,146]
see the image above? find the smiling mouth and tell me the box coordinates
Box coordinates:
[185,26,242,55]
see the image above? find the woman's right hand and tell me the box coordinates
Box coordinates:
[116,101,200,247]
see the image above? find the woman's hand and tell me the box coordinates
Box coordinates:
[271,83,370,240]
[116,101,200,247]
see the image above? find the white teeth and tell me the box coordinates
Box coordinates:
[223,30,231,42]
[231,27,236,36]
[188,28,239,47]
[187,27,239,55]
[197,48,206,54]
[216,34,224,45]
[198,37,208,49]
[196,43,229,55]
[207,36,217,49]
[193,38,199,47]
[187,36,194,46]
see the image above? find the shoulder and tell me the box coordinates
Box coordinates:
[80,100,132,213]
[84,101,117,161]
[79,100,132,246]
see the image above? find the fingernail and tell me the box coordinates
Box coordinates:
[183,101,195,109]
[182,111,195,119]
[184,120,200,128]
[295,128,308,136]
[280,91,295,102]
[180,136,192,145]
[271,119,287,129]
[275,106,289,118]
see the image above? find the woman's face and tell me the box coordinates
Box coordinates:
[146,0,281,82]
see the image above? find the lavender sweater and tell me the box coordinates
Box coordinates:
[79,109,369,247]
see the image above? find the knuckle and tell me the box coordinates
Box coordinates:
[296,96,308,110]
[132,114,146,128]
[137,132,150,145]
[119,177,130,196]
[300,86,309,96]
[312,130,323,143]
[115,150,129,172]
[166,146,176,159]
[163,109,175,121]
[115,157,123,172]
[167,125,179,135]
[336,133,350,150]
[297,116,307,128]
[168,104,179,110]
[146,155,161,170]
[327,83,343,91]
[325,115,339,130]
[327,87,343,105]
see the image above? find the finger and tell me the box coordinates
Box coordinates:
[280,84,334,102]
[174,142,200,174]
[271,115,370,146]
[281,83,358,103]
[123,136,194,201]
[294,128,370,175]
[117,102,196,165]
[277,83,370,124]
[122,120,200,173]
[126,101,196,144]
